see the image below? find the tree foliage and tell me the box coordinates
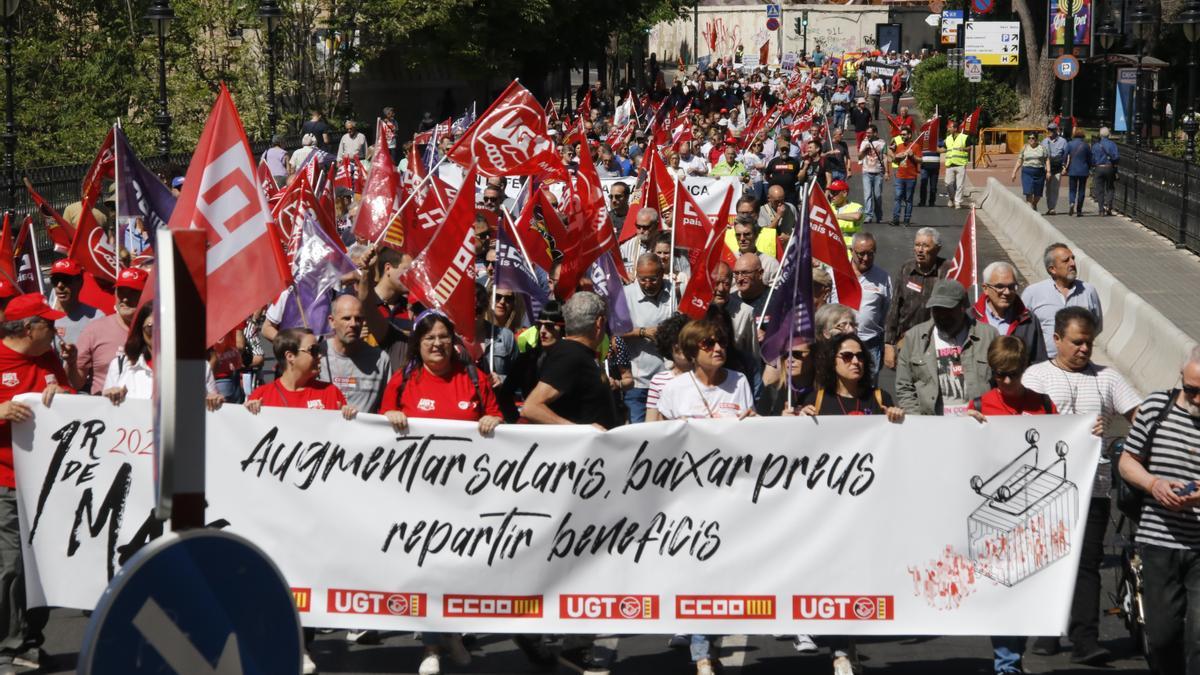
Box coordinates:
[912,55,1021,126]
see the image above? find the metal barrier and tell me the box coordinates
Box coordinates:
[5,135,301,255]
[1113,141,1200,255]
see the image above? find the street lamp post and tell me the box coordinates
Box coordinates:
[2,1,19,217]
[1129,0,1157,217]
[259,0,283,137]
[1176,0,1200,248]
[1095,17,1120,126]
[145,0,174,160]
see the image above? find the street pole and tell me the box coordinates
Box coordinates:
[2,7,14,217]
[1180,40,1198,248]
[146,0,174,160]
[265,24,277,134]
[1133,39,1143,218]
[1063,0,1075,137]
[693,1,699,67]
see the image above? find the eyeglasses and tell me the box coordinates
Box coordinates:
[734,231,756,240]
[731,269,760,278]
[421,334,453,344]
[698,337,722,352]
[296,345,321,356]
[852,250,876,259]
[986,283,1019,292]
[837,351,865,363]
[994,370,1023,380]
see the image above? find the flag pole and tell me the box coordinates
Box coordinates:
[783,181,813,413]
[489,280,497,374]
[756,178,814,334]
[113,122,123,274]
[29,230,45,298]
[292,285,309,329]
[971,205,979,303]
[370,155,450,249]
[669,178,679,312]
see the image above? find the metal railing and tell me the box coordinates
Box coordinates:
[1113,141,1200,255]
[5,135,301,255]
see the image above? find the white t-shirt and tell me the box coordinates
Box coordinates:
[647,369,680,412]
[104,354,219,399]
[867,77,886,96]
[656,370,754,419]
[678,153,709,176]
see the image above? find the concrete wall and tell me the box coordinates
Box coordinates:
[649,5,891,66]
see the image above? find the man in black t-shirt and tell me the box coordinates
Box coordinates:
[300,109,334,152]
[765,142,802,205]
[523,291,620,429]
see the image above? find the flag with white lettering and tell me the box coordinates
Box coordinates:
[947,208,978,294]
[447,81,566,181]
[807,186,862,310]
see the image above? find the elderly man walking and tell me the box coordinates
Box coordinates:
[883,228,953,369]
[972,261,1047,363]
[619,254,674,423]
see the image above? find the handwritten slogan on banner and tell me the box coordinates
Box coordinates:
[14,395,1099,634]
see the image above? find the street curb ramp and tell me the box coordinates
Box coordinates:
[977,177,1197,395]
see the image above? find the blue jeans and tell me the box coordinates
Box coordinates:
[830,170,846,182]
[214,376,244,404]
[690,634,713,662]
[991,636,1025,673]
[1068,175,1088,212]
[862,172,883,223]
[893,178,915,222]
[624,387,649,423]
[862,335,883,381]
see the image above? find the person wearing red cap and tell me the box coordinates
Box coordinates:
[47,258,100,347]
[0,293,76,668]
[73,266,147,394]
[827,180,863,247]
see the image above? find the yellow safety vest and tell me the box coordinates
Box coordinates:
[724,226,778,259]
[945,133,970,166]
[889,135,903,169]
[836,201,863,246]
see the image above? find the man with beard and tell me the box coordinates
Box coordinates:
[1119,347,1200,675]
[73,267,147,393]
[1021,243,1102,358]
[895,279,997,415]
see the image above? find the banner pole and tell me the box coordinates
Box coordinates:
[669,179,679,312]
[371,157,448,249]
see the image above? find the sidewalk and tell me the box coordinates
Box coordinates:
[969,154,1200,344]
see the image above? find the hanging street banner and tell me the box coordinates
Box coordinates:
[15,396,1099,634]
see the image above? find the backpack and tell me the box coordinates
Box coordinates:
[1113,389,1179,524]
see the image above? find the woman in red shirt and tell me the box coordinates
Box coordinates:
[966,336,1057,418]
[246,328,357,419]
[380,310,502,435]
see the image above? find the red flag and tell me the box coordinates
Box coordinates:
[947,208,978,292]
[353,132,401,242]
[671,178,712,250]
[0,213,14,285]
[402,164,480,345]
[555,135,615,299]
[13,216,39,294]
[401,175,455,256]
[670,116,694,151]
[679,185,736,319]
[807,186,863,310]
[24,182,75,251]
[166,83,292,348]
[576,90,592,121]
[447,81,566,180]
[80,128,116,206]
[257,157,279,201]
[535,187,568,249]
[545,98,560,127]
[961,106,982,135]
[66,195,117,282]
[333,156,366,194]
[921,115,940,153]
[511,187,554,272]
[78,273,114,315]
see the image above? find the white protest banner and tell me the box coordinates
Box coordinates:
[437,164,524,202]
[15,395,1099,635]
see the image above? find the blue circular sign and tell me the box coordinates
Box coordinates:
[1054,54,1080,81]
[79,530,303,675]
[972,0,995,14]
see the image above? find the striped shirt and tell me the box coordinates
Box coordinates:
[647,369,680,412]
[1125,391,1200,550]
[1023,361,1141,495]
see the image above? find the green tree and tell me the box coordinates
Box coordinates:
[912,54,1020,126]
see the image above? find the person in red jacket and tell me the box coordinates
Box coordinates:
[0,294,75,669]
[380,310,502,436]
[965,335,1057,675]
[246,328,357,419]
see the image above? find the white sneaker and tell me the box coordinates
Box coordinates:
[696,658,715,675]
[345,629,380,644]
[418,653,441,675]
[794,634,819,653]
[302,652,319,675]
[445,634,472,666]
[833,655,855,675]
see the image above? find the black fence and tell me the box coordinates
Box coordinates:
[3,135,301,255]
[1113,141,1200,255]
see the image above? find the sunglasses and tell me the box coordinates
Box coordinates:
[635,223,654,231]
[1184,384,1200,397]
[986,283,1019,292]
[789,349,811,359]
[837,351,865,363]
[494,294,515,303]
[698,337,723,352]
[537,321,563,330]
[994,370,1023,380]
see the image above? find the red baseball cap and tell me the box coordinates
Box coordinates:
[115,267,149,292]
[828,179,850,193]
[49,258,82,277]
[4,294,65,321]
[0,278,16,300]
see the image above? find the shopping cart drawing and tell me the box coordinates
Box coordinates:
[967,429,1078,587]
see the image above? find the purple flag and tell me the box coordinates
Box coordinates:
[588,248,635,336]
[279,210,357,332]
[496,212,549,324]
[760,184,815,362]
[114,127,176,254]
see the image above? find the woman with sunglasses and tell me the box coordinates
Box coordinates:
[103,302,224,410]
[475,283,518,387]
[655,318,754,420]
[795,333,904,421]
[1011,132,1049,210]
[757,336,816,416]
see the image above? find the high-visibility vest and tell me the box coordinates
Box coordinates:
[889,135,903,169]
[944,133,970,166]
[836,201,863,246]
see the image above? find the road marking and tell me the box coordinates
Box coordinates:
[132,597,244,675]
[720,634,748,670]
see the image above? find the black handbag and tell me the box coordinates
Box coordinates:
[1112,389,1178,524]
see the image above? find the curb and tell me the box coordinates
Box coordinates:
[975,177,1196,395]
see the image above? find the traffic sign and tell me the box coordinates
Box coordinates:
[965,62,983,82]
[79,530,303,675]
[766,17,780,31]
[972,0,995,14]
[766,3,781,18]
[1054,54,1080,80]
[964,20,1021,66]
[941,10,963,45]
